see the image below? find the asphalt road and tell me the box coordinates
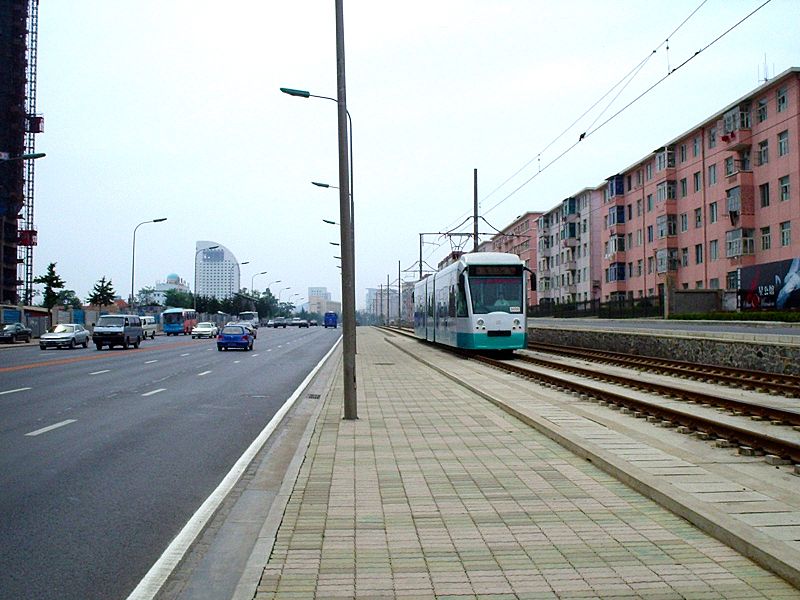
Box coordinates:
[0,326,340,600]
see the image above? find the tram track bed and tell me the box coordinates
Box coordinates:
[531,342,800,398]
[378,326,800,588]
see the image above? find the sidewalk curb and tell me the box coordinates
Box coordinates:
[385,335,800,589]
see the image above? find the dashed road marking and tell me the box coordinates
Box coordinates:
[142,388,166,397]
[0,387,31,395]
[145,360,158,364]
[89,370,110,375]
[26,419,76,437]
[198,370,212,377]
[251,353,259,357]
[180,353,190,357]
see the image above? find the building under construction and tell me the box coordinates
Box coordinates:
[0,0,40,305]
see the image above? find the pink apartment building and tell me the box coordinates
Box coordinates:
[601,67,799,306]
[473,67,799,311]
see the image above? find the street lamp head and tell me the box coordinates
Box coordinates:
[322,219,337,225]
[330,242,340,246]
[153,218,168,223]
[333,256,342,260]
[312,181,331,188]
[280,87,310,98]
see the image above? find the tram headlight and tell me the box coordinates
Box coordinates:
[476,319,485,329]
[513,318,521,328]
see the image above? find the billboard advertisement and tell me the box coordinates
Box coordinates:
[740,257,800,310]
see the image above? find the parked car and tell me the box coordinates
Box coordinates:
[293,318,309,328]
[309,319,318,326]
[217,324,254,351]
[266,319,275,327]
[191,322,219,339]
[140,316,157,339]
[0,322,32,343]
[272,317,287,328]
[39,324,90,349]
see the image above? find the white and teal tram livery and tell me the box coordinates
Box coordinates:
[413,252,527,351]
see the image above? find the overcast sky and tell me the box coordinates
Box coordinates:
[32,0,797,309]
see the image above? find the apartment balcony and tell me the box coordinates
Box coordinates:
[724,168,754,196]
[604,279,627,293]
[565,283,578,294]
[562,237,579,248]
[564,258,577,270]
[603,250,626,263]
[721,127,752,152]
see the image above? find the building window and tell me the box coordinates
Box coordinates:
[696,281,704,289]
[646,225,653,243]
[777,86,787,113]
[708,127,717,149]
[760,182,770,208]
[693,171,702,192]
[679,144,687,162]
[645,163,653,181]
[757,139,769,165]
[656,181,676,202]
[636,259,643,276]
[761,226,771,250]
[780,175,790,201]
[778,130,789,157]
[781,221,791,246]
[710,278,720,289]
[708,164,717,186]
[693,136,700,157]
[681,247,689,267]
[646,194,653,212]
[709,202,718,224]
[655,147,675,171]
[724,156,735,176]
[680,212,688,232]
[726,228,755,257]
[757,98,768,122]
[636,199,642,216]
[710,239,718,261]
[680,178,688,198]
[695,244,704,264]
[694,207,702,228]
[726,271,739,289]
[647,257,654,274]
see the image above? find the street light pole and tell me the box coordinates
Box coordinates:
[130,218,167,312]
[194,244,219,311]
[251,271,267,292]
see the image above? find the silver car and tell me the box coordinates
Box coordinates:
[191,322,219,339]
[40,324,90,349]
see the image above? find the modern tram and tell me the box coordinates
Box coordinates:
[413,252,528,352]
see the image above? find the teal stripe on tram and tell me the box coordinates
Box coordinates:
[456,332,526,350]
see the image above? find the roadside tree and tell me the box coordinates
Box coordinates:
[87,276,116,307]
[33,262,66,323]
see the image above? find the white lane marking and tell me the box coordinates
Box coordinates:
[267,349,272,352]
[233,360,241,364]
[126,336,342,600]
[198,370,212,377]
[251,353,259,357]
[145,360,158,364]
[26,419,77,437]
[0,387,31,395]
[89,370,110,376]
[142,388,166,397]
[180,353,190,357]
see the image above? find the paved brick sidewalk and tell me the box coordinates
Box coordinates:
[254,329,799,599]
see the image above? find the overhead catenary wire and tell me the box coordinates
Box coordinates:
[433,0,773,261]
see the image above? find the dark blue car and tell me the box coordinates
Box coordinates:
[217,325,254,351]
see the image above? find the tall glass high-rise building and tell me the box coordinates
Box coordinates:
[195,241,240,300]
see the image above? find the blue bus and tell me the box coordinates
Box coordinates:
[323,311,338,328]
[161,308,198,335]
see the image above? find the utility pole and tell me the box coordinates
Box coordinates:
[335,0,357,419]
[473,168,478,251]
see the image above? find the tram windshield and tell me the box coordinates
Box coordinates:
[469,276,523,314]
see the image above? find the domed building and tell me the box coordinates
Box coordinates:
[153,273,190,305]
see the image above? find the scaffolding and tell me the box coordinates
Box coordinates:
[18,0,41,305]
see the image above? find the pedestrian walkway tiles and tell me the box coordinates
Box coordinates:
[254,331,799,599]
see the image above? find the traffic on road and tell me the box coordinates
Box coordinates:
[0,325,340,600]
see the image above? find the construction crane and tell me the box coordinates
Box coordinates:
[17,0,42,305]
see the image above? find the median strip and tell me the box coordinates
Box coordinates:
[26,419,76,437]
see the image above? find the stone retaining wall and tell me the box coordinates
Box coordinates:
[528,327,800,376]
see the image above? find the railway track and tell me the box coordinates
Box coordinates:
[379,326,800,464]
[532,342,800,398]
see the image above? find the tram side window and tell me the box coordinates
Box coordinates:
[456,274,468,317]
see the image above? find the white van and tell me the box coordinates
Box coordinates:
[141,316,157,339]
[92,314,143,350]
